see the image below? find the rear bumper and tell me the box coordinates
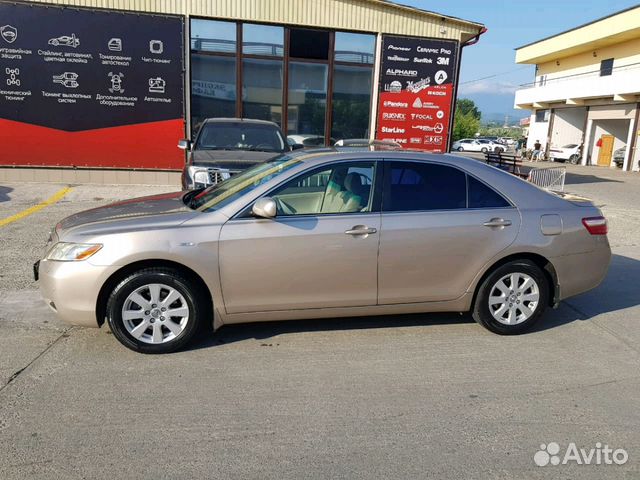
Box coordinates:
[38,259,119,328]
[552,240,611,300]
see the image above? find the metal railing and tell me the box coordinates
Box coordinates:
[527,166,566,191]
[520,61,640,88]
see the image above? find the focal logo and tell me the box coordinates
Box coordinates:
[411,113,433,121]
[383,100,408,108]
[534,442,628,467]
[382,112,406,121]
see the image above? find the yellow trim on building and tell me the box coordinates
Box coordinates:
[23,0,484,42]
[516,6,640,64]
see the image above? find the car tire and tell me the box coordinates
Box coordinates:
[481,147,488,153]
[569,154,580,165]
[472,260,549,335]
[106,267,209,354]
[457,146,464,151]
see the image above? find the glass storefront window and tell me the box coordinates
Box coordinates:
[191,54,236,133]
[335,32,375,64]
[331,65,372,140]
[191,19,236,53]
[243,24,284,56]
[242,58,283,125]
[288,62,328,138]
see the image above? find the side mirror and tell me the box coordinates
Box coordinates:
[178,139,191,150]
[290,143,304,151]
[252,197,277,219]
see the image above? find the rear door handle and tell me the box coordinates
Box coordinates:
[483,218,512,228]
[345,225,377,236]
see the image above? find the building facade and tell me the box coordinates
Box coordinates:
[514,6,640,172]
[0,0,483,183]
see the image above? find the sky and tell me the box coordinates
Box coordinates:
[402,0,640,123]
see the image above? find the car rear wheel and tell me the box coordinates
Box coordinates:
[457,146,464,151]
[472,260,548,335]
[569,154,580,165]
[106,267,208,353]
[481,147,488,153]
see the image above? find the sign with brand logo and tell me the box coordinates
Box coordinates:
[0,2,184,169]
[376,35,457,152]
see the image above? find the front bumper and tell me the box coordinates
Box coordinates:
[37,258,119,328]
[183,166,239,189]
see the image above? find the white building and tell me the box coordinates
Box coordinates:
[514,6,640,172]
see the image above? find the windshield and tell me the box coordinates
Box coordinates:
[196,122,286,152]
[189,156,302,211]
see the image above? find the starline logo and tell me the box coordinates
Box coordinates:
[386,68,418,77]
[387,55,409,62]
[382,137,407,144]
[381,126,405,134]
[382,112,406,121]
[383,100,408,108]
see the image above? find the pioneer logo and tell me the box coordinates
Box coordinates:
[387,44,410,51]
[382,126,405,134]
[386,68,418,77]
[383,100,408,108]
[382,112,406,121]
[387,55,409,62]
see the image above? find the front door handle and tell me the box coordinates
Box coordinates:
[345,225,377,236]
[483,218,512,228]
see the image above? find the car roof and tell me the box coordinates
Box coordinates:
[202,117,280,127]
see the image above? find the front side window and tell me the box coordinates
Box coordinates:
[383,162,466,212]
[271,162,376,215]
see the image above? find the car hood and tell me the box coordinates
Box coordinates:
[191,149,281,170]
[56,191,197,238]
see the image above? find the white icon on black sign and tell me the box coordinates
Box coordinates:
[148,77,166,94]
[48,33,80,48]
[108,38,122,52]
[5,67,20,86]
[435,70,448,85]
[149,40,163,54]
[1,25,18,44]
[52,72,79,88]
[108,72,124,93]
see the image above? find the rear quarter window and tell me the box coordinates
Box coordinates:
[468,176,511,208]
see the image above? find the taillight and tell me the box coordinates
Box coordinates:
[582,216,608,235]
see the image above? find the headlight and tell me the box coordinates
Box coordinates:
[46,242,103,262]
[188,166,210,186]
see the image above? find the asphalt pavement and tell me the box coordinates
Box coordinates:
[0,165,639,479]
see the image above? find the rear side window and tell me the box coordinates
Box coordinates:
[383,162,466,211]
[468,176,511,208]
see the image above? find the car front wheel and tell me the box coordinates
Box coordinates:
[106,267,208,353]
[457,146,464,151]
[472,260,549,335]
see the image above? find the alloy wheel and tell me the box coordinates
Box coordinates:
[121,283,190,344]
[488,273,540,325]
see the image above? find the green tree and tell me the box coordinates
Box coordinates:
[452,99,480,141]
[456,98,481,120]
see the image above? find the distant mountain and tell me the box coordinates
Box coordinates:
[456,90,530,124]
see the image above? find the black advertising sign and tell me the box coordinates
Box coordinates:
[376,35,457,152]
[0,2,185,168]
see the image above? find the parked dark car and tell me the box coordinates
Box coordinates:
[179,118,291,189]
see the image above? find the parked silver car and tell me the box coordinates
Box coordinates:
[35,150,611,353]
